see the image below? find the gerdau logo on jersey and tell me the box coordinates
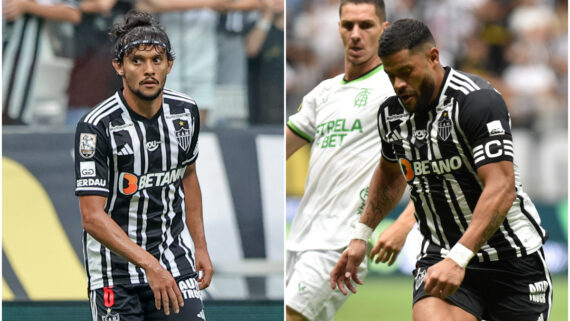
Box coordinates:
[399,156,463,181]
[119,167,186,195]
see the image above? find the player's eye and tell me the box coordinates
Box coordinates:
[341,22,354,30]
[153,57,162,63]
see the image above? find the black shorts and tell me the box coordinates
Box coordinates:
[412,249,552,321]
[89,275,205,321]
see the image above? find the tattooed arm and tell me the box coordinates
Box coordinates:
[423,160,516,299]
[330,157,407,295]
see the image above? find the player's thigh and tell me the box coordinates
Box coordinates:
[484,250,552,321]
[140,276,206,321]
[413,297,478,321]
[89,285,144,321]
[286,305,309,321]
[285,250,367,321]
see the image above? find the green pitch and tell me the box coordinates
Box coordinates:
[335,275,568,321]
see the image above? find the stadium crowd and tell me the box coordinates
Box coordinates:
[286,0,567,132]
[2,0,284,127]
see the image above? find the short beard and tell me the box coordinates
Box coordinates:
[132,86,163,101]
[415,74,436,113]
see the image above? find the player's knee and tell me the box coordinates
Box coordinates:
[413,297,477,321]
[286,305,309,321]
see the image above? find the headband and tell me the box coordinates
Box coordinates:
[115,40,169,60]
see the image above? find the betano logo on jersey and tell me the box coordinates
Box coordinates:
[119,167,186,195]
[399,156,463,181]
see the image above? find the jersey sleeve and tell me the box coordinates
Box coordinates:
[74,121,110,197]
[377,101,398,162]
[286,86,319,143]
[187,105,200,165]
[458,89,514,168]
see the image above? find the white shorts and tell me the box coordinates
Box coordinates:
[285,249,368,321]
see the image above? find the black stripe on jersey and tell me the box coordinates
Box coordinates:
[421,178,449,247]
[502,219,527,257]
[449,99,484,208]
[443,179,469,232]
[158,189,174,273]
[517,195,548,244]
[159,114,172,168]
[133,121,148,282]
[18,18,43,121]
[4,17,29,113]
[410,193,433,247]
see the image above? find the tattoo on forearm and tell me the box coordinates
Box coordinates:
[363,183,404,227]
[475,211,505,250]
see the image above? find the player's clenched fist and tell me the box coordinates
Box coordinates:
[423,258,465,299]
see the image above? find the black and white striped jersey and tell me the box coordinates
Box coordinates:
[378,66,547,263]
[74,88,200,290]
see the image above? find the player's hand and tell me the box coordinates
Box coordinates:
[423,257,465,299]
[194,247,214,290]
[3,0,28,21]
[145,261,184,316]
[330,239,367,295]
[370,222,408,266]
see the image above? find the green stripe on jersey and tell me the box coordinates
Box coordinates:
[341,64,384,85]
[287,120,313,143]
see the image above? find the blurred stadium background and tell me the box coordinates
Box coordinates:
[3,1,284,320]
[286,0,568,320]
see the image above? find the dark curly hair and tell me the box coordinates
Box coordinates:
[110,10,174,62]
[378,19,435,57]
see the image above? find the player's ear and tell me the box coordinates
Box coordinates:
[427,47,439,67]
[166,59,174,74]
[112,59,124,77]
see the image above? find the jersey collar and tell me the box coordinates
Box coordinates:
[341,64,384,85]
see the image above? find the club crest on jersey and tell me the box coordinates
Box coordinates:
[438,112,452,141]
[354,88,372,108]
[101,310,120,321]
[414,268,426,290]
[79,133,97,159]
[174,119,192,152]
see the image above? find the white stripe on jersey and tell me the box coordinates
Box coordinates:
[89,290,98,321]
[86,234,103,286]
[76,187,109,193]
[447,83,470,95]
[537,250,553,320]
[177,188,196,270]
[84,95,117,124]
[104,246,114,287]
[140,190,150,284]
[453,71,481,90]
[163,88,197,104]
[449,77,476,93]
[128,193,142,284]
[92,105,121,126]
